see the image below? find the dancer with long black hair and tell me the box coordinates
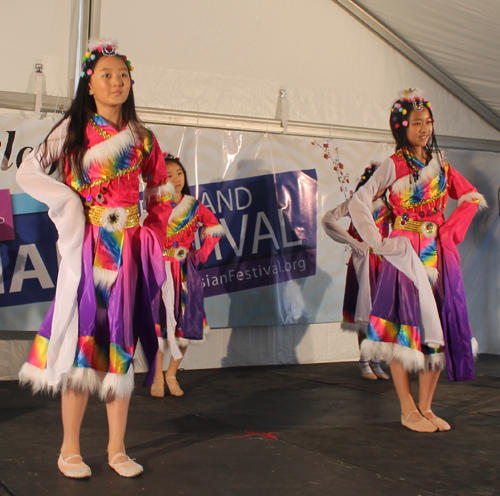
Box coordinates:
[17,39,174,477]
[349,89,485,432]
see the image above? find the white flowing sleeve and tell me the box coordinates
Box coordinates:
[17,119,87,386]
[321,199,367,255]
[348,157,444,347]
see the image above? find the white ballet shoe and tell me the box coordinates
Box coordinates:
[109,453,143,478]
[57,454,91,478]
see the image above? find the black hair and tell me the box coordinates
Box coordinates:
[164,154,191,196]
[38,49,140,184]
[389,98,441,166]
[355,163,378,192]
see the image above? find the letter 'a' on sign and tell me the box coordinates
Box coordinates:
[9,244,54,293]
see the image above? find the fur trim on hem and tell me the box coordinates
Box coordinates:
[360,340,427,373]
[471,337,479,360]
[457,191,487,211]
[19,362,58,396]
[61,367,103,395]
[204,224,226,237]
[176,326,210,347]
[158,336,167,353]
[424,353,446,371]
[18,362,134,400]
[144,182,175,202]
[99,365,135,401]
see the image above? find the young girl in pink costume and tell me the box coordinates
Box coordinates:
[349,89,485,432]
[151,155,224,398]
[322,164,392,380]
[17,39,174,478]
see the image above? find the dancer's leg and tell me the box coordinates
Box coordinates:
[106,395,130,462]
[391,361,437,433]
[165,346,187,396]
[61,389,89,458]
[419,368,450,431]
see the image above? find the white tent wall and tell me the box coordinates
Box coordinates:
[0,0,74,99]
[1,0,500,380]
[100,0,500,141]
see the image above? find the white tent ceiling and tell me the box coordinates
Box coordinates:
[338,0,500,132]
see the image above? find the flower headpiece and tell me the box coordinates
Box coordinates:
[391,88,432,129]
[163,152,181,162]
[80,38,134,78]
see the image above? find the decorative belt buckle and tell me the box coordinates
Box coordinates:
[101,207,127,232]
[421,221,438,239]
[174,247,188,261]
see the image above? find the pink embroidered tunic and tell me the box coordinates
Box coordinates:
[157,195,225,358]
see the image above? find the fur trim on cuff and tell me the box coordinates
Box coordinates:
[457,191,488,210]
[144,182,175,202]
[99,365,135,401]
[204,224,226,237]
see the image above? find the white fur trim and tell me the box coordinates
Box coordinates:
[19,362,57,396]
[176,325,210,347]
[158,336,167,354]
[361,340,426,373]
[61,366,103,395]
[471,337,479,359]
[88,38,118,53]
[100,207,128,232]
[424,353,446,371]
[93,266,118,290]
[204,224,225,237]
[82,128,136,170]
[457,191,488,211]
[144,181,175,202]
[167,195,197,224]
[425,266,439,285]
[391,157,442,195]
[99,364,135,401]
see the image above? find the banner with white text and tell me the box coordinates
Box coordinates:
[0,116,392,330]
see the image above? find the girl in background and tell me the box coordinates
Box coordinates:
[17,39,173,477]
[151,155,225,397]
[322,164,392,380]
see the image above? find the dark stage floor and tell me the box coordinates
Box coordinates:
[1,355,499,496]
